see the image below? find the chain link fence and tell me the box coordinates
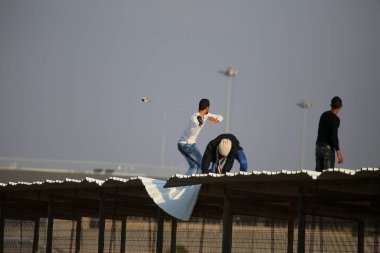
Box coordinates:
[2,216,379,252]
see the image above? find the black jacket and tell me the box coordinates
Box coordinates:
[201,134,242,173]
[316,111,340,151]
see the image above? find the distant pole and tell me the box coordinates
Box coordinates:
[218,67,238,133]
[160,111,167,167]
[225,76,233,133]
[297,100,312,170]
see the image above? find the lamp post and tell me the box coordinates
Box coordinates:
[218,67,238,133]
[297,100,312,170]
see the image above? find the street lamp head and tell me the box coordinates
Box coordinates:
[218,67,238,77]
[227,67,238,77]
[297,100,312,109]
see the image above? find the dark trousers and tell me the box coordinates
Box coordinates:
[315,145,335,172]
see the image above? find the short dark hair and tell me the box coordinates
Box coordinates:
[331,96,342,109]
[199,98,210,111]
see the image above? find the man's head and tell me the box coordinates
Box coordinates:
[199,98,210,114]
[331,96,343,109]
[218,139,232,157]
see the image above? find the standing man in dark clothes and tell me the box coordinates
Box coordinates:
[202,134,248,174]
[315,96,344,172]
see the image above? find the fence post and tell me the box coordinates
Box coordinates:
[32,217,40,253]
[170,219,177,253]
[200,216,206,253]
[46,195,54,253]
[374,222,379,253]
[98,192,105,253]
[222,193,232,253]
[156,208,164,253]
[0,194,5,253]
[319,216,324,253]
[297,196,306,253]
[120,218,127,253]
[288,219,294,253]
[358,221,364,253]
[75,217,82,253]
[32,192,40,253]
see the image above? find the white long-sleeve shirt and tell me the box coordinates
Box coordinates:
[179,112,223,144]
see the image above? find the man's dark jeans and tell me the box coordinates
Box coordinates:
[315,144,335,172]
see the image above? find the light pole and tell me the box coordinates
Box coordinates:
[297,100,312,170]
[218,67,238,133]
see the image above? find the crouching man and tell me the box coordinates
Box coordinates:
[201,134,248,174]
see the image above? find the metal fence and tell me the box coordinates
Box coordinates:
[2,216,379,252]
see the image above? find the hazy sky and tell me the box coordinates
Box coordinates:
[1,0,379,177]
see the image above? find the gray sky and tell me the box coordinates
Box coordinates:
[1,0,379,177]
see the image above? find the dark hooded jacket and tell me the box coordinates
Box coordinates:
[201,134,242,173]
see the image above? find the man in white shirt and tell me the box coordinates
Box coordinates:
[178,99,223,175]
